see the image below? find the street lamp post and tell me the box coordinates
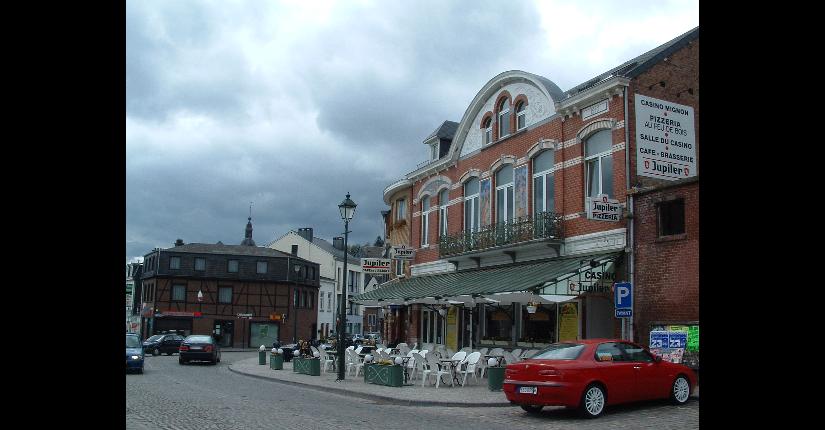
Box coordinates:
[337,193,357,381]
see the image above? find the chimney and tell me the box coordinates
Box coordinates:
[174,239,184,247]
[333,237,344,250]
[297,227,314,242]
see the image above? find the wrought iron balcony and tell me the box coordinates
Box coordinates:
[439,211,563,257]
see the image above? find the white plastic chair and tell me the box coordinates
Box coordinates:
[511,348,523,359]
[425,353,453,388]
[412,352,430,386]
[502,350,519,365]
[458,352,481,386]
[478,347,489,357]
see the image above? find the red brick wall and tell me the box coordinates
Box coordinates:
[410,93,629,266]
[627,37,699,345]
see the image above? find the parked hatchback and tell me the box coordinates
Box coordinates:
[143,333,185,356]
[179,335,221,365]
[126,333,144,374]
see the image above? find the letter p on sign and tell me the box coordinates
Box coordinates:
[614,282,632,318]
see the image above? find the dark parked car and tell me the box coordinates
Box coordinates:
[126,333,144,374]
[143,333,185,356]
[179,335,221,365]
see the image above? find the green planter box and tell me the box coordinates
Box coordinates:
[293,357,321,376]
[364,364,403,387]
[270,354,283,370]
[259,351,267,365]
[487,366,505,391]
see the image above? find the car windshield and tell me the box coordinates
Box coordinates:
[531,343,586,360]
[146,335,163,342]
[126,336,141,348]
[186,336,212,343]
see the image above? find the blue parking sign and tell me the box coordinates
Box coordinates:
[614,282,632,318]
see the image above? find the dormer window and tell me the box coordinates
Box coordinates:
[498,98,510,139]
[516,101,527,130]
[430,142,438,160]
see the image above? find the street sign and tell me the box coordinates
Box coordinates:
[614,282,632,318]
[391,244,415,260]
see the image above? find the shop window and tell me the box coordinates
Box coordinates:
[658,199,685,236]
[169,256,180,270]
[584,130,614,198]
[520,303,556,344]
[172,284,186,302]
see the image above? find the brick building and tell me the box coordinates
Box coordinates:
[139,218,321,348]
[356,27,699,360]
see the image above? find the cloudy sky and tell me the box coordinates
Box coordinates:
[126,0,698,263]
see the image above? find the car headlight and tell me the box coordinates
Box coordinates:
[130,355,141,360]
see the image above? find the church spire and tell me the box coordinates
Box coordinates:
[241,203,256,246]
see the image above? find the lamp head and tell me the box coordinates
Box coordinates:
[338,193,357,221]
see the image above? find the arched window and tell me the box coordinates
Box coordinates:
[464,178,480,233]
[498,99,510,139]
[584,130,614,198]
[438,189,449,237]
[483,117,492,145]
[516,101,527,130]
[533,150,555,214]
[421,196,432,246]
[495,165,514,223]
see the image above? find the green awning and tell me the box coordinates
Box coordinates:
[352,251,622,304]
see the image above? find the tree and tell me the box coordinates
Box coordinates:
[348,243,362,257]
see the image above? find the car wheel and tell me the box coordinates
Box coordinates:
[671,375,691,404]
[520,405,543,414]
[580,384,606,418]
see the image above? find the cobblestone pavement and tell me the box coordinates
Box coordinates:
[126,352,699,430]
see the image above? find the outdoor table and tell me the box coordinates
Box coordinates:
[439,359,462,386]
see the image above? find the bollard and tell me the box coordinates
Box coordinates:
[258,345,267,365]
[487,366,505,391]
[270,353,283,370]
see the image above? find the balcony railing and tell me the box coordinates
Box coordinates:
[439,211,563,257]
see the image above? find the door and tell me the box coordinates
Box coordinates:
[622,342,669,400]
[214,320,234,348]
[249,322,279,349]
[593,342,637,404]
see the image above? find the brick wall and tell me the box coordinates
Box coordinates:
[627,37,700,345]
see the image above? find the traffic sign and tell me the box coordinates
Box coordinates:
[614,282,632,318]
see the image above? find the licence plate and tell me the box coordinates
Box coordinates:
[191,346,202,350]
[519,386,538,394]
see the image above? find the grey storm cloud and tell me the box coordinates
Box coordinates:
[126,0,699,262]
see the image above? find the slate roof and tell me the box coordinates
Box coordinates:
[423,120,459,143]
[311,237,361,265]
[160,243,295,258]
[562,26,699,99]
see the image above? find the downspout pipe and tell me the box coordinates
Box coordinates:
[623,86,634,342]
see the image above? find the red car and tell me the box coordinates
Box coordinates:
[503,339,696,418]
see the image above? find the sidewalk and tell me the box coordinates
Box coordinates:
[228,356,698,406]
